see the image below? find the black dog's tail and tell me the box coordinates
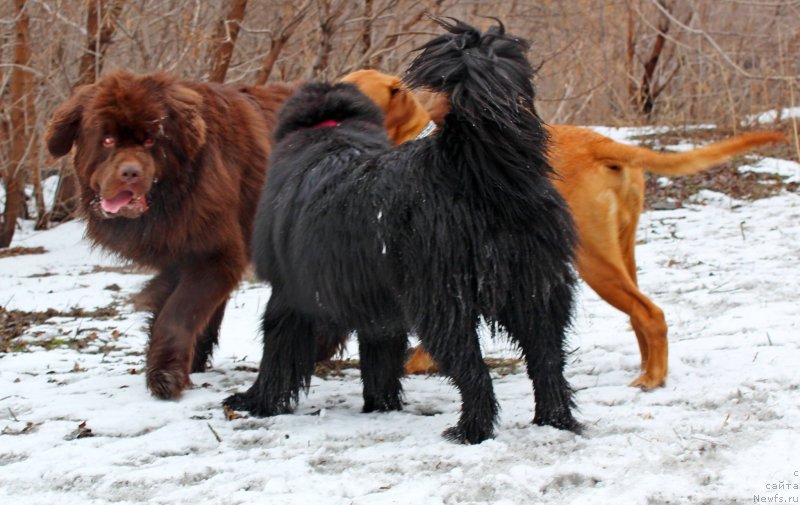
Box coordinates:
[404,18,552,216]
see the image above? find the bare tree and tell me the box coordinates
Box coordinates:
[254,1,312,85]
[49,0,126,224]
[626,0,686,118]
[368,0,445,69]
[311,0,347,78]
[77,0,126,86]
[208,0,249,83]
[1,0,34,247]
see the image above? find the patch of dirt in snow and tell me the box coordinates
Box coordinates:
[0,305,124,352]
[0,246,46,259]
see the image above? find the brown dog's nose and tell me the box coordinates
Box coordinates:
[118,162,143,183]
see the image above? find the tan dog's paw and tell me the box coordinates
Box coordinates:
[629,373,666,390]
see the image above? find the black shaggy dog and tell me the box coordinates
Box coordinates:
[224,19,581,444]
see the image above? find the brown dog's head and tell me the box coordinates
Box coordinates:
[46,71,207,219]
[340,69,431,144]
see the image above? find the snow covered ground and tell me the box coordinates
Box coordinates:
[1,133,799,504]
[742,106,800,126]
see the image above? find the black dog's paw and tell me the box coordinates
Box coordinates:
[222,391,292,417]
[222,391,253,411]
[533,413,583,435]
[442,423,494,445]
[362,395,403,413]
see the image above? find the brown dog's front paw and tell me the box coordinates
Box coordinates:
[629,372,666,390]
[146,366,190,399]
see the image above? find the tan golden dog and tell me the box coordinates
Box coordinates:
[342,69,785,389]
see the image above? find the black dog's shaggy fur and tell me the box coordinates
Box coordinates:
[224,18,580,443]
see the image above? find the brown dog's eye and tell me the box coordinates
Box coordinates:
[102,136,116,148]
[389,87,401,97]
[143,138,154,148]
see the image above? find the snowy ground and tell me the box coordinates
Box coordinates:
[1,133,799,504]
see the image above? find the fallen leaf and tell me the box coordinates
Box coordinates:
[64,421,95,440]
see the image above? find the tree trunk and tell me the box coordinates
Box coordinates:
[76,0,126,86]
[363,0,373,59]
[1,0,34,248]
[208,0,249,83]
[626,4,637,102]
[311,0,340,79]
[29,128,45,229]
[629,0,672,117]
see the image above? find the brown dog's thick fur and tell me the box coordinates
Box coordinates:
[343,69,786,389]
[46,72,296,399]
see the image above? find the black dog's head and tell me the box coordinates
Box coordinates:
[404,17,535,129]
[274,82,385,142]
[46,71,207,219]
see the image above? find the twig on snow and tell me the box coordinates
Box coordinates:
[207,422,222,443]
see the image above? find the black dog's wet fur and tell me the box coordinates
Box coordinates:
[224,18,581,443]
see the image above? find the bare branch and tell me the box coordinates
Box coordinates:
[254,0,312,85]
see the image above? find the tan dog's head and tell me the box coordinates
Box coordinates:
[46,71,207,219]
[340,69,431,144]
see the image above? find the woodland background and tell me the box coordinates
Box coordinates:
[1,0,798,247]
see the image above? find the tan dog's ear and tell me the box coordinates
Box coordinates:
[162,81,207,159]
[417,90,449,126]
[384,78,430,144]
[46,85,95,158]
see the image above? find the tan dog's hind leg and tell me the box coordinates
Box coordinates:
[574,192,668,389]
[404,345,439,375]
[578,253,668,389]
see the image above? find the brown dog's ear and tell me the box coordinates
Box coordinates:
[46,85,94,158]
[163,82,207,158]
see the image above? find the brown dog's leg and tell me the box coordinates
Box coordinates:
[191,300,227,373]
[131,267,179,313]
[146,256,242,399]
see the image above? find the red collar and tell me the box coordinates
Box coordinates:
[312,119,340,129]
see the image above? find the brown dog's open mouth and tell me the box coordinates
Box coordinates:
[95,189,149,218]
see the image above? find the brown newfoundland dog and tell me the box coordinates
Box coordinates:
[45,71,295,399]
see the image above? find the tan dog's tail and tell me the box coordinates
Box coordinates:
[594,131,786,176]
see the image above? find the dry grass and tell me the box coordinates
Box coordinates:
[0,246,46,259]
[0,305,122,352]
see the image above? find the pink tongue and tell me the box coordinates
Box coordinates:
[101,191,134,214]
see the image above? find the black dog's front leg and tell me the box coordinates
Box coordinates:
[223,295,316,416]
